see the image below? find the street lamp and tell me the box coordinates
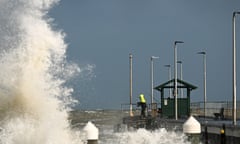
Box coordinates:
[164,65,171,97]
[174,41,184,120]
[177,61,183,98]
[197,51,207,118]
[151,56,159,106]
[232,11,240,125]
[129,53,133,117]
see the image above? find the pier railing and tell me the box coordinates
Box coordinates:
[121,101,240,119]
[120,103,161,116]
[191,101,240,119]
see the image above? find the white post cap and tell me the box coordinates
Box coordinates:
[84,121,99,140]
[183,116,201,134]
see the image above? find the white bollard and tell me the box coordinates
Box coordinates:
[183,116,201,144]
[84,121,99,144]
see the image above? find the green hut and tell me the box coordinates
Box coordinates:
[154,79,197,118]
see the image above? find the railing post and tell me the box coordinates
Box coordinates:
[204,125,208,144]
[220,124,226,144]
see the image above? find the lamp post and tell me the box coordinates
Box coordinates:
[164,65,171,97]
[174,41,184,120]
[151,56,159,106]
[232,11,240,125]
[177,61,183,98]
[129,53,133,116]
[197,51,207,118]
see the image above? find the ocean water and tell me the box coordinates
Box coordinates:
[70,110,190,144]
[0,0,189,143]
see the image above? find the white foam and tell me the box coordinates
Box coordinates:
[102,128,190,144]
[0,0,82,143]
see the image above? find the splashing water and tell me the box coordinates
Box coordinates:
[99,127,190,144]
[115,128,190,144]
[0,0,82,143]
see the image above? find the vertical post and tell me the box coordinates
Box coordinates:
[84,122,99,144]
[220,124,226,144]
[129,53,133,116]
[187,89,191,116]
[161,89,164,117]
[150,56,159,107]
[204,53,206,118]
[177,61,183,98]
[174,43,177,120]
[232,11,240,126]
[165,65,171,97]
[169,66,172,98]
[174,41,184,120]
[151,57,154,105]
[204,125,208,144]
[180,62,183,98]
[183,116,201,144]
[197,51,207,118]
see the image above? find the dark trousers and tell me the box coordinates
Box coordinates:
[140,103,146,117]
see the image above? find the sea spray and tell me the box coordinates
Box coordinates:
[0,0,82,143]
[105,128,190,144]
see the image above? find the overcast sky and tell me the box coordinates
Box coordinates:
[49,0,240,110]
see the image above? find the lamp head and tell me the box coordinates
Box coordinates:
[164,64,171,67]
[152,56,159,59]
[197,51,206,55]
[234,11,240,15]
[151,56,159,60]
[174,41,184,45]
[129,53,133,59]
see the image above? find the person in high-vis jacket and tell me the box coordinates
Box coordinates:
[138,93,147,117]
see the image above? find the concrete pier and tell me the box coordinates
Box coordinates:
[122,116,240,144]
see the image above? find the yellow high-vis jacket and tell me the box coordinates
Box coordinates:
[139,94,146,103]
